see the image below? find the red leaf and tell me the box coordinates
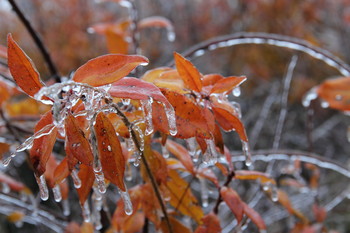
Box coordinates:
[210,76,246,94]
[194,212,221,233]
[165,140,194,174]
[53,157,70,186]
[220,187,244,223]
[316,76,350,111]
[94,112,126,191]
[138,16,174,31]
[72,54,149,86]
[235,170,276,185]
[212,106,248,142]
[65,114,93,167]
[7,34,44,97]
[242,202,266,230]
[77,164,94,205]
[30,111,58,176]
[174,52,202,92]
[202,74,224,87]
[141,67,173,82]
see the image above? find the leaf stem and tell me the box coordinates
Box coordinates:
[7,0,61,82]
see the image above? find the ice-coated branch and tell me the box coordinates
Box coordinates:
[176,32,350,76]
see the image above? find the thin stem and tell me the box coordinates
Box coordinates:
[7,0,60,82]
[108,101,173,233]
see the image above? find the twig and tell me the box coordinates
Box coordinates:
[7,0,61,82]
[108,100,173,233]
[213,170,235,215]
[173,32,350,76]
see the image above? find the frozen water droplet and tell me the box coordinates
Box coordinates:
[2,157,12,167]
[52,184,62,202]
[200,178,209,207]
[167,30,176,42]
[230,101,242,118]
[34,174,49,201]
[122,98,130,106]
[232,87,241,97]
[270,184,279,202]
[118,187,133,215]
[163,103,177,136]
[133,152,141,167]
[186,137,197,158]
[62,199,70,216]
[302,87,318,107]
[320,99,329,108]
[94,169,106,194]
[87,27,95,34]
[132,125,144,151]
[141,97,154,136]
[2,183,10,193]
[208,44,218,50]
[193,49,205,57]
[161,145,170,158]
[335,94,343,101]
[14,219,23,228]
[107,145,112,152]
[203,139,218,165]
[71,170,82,188]
[125,165,132,181]
[241,140,252,166]
[125,137,135,152]
[82,201,91,222]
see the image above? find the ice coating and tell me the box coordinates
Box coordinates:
[92,189,103,230]
[232,87,241,97]
[302,87,318,107]
[62,199,70,216]
[118,187,133,215]
[185,137,197,158]
[161,145,170,159]
[82,201,91,222]
[163,103,177,136]
[241,140,252,167]
[141,97,154,136]
[1,183,10,193]
[203,139,218,165]
[34,174,49,201]
[52,184,62,202]
[71,170,82,188]
[132,125,144,152]
[200,178,209,207]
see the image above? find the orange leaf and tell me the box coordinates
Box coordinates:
[242,202,266,230]
[30,111,58,176]
[212,106,248,142]
[220,187,244,223]
[316,76,350,111]
[160,216,192,233]
[77,164,94,205]
[138,16,174,31]
[141,67,173,82]
[277,189,308,223]
[165,140,194,174]
[202,74,224,87]
[7,34,44,97]
[235,170,276,185]
[105,29,129,55]
[53,157,70,185]
[210,76,246,94]
[174,52,202,92]
[194,212,221,233]
[72,54,149,86]
[94,112,126,191]
[65,114,93,167]
[197,168,219,187]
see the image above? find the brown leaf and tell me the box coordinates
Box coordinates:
[77,164,94,205]
[65,114,93,167]
[235,170,276,185]
[30,111,58,176]
[210,76,246,94]
[165,140,194,174]
[160,216,192,233]
[72,54,149,87]
[220,186,244,223]
[174,52,202,92]
[7,34,44,97]
[242,202,266,230]
[138,16,174,31]
[94,112,126,191]
[316,76,350,111]
[194,212,221,233]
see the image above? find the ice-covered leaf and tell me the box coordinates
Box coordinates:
[65,114,93,166]
[202,74,224,87]
[220,186,244,223]
[242,202,266,230]
[212,106,248,142]
[210,76,246,94]
[316,76,350,111]
[165,140,194,174]
[94,112,126,191]
[197,168,219,187]
[72,54,149,86]
[141,67,173,82]
[30,111,58,176]
[53,157,70,185]
[7,34,44,97]
[77,164,94,205]
[235,170,276,185]
[174,52,202,92]
[166,169,204,223]
[277,189,308,222]
[160,216,192,233]
[194,212,221,233]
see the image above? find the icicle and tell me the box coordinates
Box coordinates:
[118,186,133,215]
[62,199,70,216]
[91,125,107,194]
[232,87,241,97]
[1,156,12,167]
[132,125,144,151]
[122,98,130,106]
[93,165,107,194]
[230,101,242,119]
[1,183,10,193]
[185,137,197,158]
[52,184,62,202]
[193,150,201,163]
[125,137,135,152]
[133,151,141,167]
[163,103,177,136]
[161,145,170,158]
[82,201,91,222]
[125,164,133,181]
[71,170,82,188]
[34,174,49,201]
[167,30,176,42]
[259,230,267,233]
[302,87,318,107]
[92,191,103,230]
[262,182,279,202]
[141,97,154,136]
[241,140,252,167]
[203,139,218,165]
[200,178,209,207]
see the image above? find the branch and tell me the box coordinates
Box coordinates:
[172,32,350,76]
[8,0,61,82]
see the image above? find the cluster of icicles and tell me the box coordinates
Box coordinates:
[0,81,255,229]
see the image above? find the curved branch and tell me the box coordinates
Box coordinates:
[173,32,350,76]
[7,0,60,82]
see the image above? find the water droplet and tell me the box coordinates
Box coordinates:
[167,30,176,42]
[1,157,12,167]
[34,174,49,201]
[232,87,241,97]
[193,49,205,57]
[132,125,144,151]
[163,103,177,136]
[82,201,91,222]
[125,137,135,152]
[161,145,170,158]
[71,170,82,188]
[320,99,329,108]
[52,184,62,202]
[122,98,130,106]
[94,169,106,194]
[133,151,141,167]
[87,27,95,34]
[302,88,318,107]
[241,140,252,166]
[107,145,112,152]
[271,184,279,202]
[118,187,133,215]
[200,178,209,207]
